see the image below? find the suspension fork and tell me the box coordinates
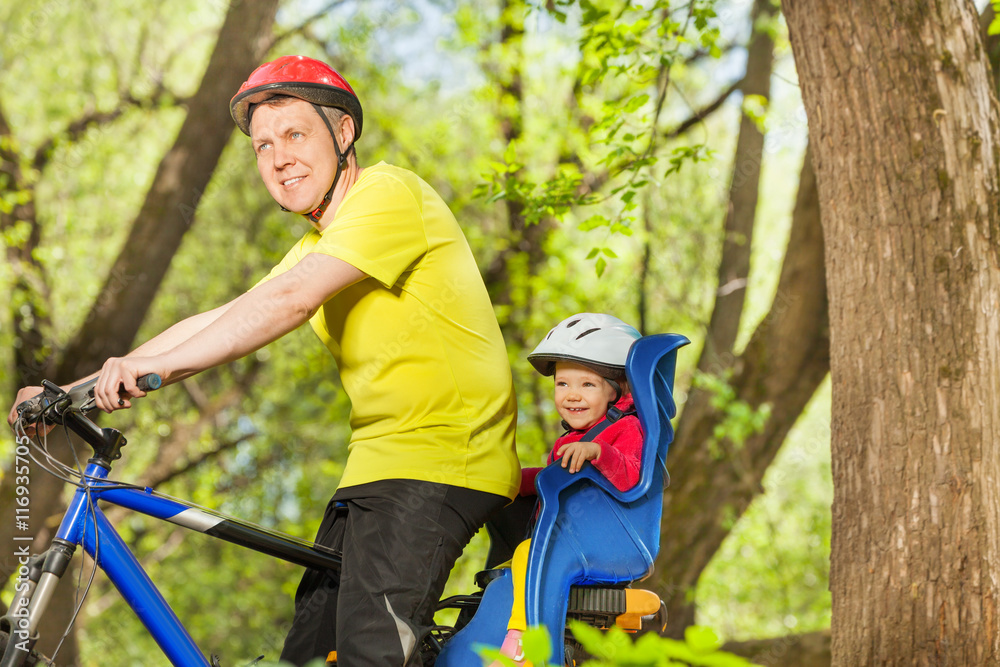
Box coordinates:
[0,464,104,667]
[0,540,76,667]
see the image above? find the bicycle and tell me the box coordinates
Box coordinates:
[4,375,350,666]
[3,333,687,666]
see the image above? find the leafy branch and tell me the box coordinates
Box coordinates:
[691,370,772,459]
[478,0,725,274]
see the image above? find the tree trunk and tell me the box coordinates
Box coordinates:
[784,0,1000,663]
[0,105,56,386]
[56,0,279,381]
[982,4,1000,98]
[653,143,828,637]
[481,0,556,440]
[699,0,778,368]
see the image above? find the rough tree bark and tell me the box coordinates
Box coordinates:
[784,0,1000,663]
[983,4,1000,98]
[0,2,279,661]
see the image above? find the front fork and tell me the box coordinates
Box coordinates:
[0,539,77,667]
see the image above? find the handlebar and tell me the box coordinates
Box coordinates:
[14,374,162,427]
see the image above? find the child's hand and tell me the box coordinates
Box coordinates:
[556,441,601,473]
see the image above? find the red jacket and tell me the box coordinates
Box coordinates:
[519,394,643,495]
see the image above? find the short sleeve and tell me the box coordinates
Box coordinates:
[310,170,428,288]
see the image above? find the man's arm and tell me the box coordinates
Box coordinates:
[92,253,365,411]
[7,294,239,429]
[127,300,241,358]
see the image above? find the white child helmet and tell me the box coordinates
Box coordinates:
[528,313,641,379]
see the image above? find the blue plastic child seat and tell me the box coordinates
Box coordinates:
[434,333,688,666]
[524,333,689,665]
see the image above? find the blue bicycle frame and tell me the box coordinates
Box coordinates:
[35,460,341,667]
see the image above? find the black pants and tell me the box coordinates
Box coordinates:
[279,479,507,666]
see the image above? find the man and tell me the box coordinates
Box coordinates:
[8,55,519,665]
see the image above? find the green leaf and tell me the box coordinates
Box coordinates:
[521,627,552,663]
[623,93,650,113]
[741,94,769,133]
[579,215,610,231]
[685,625,722,654]
[568,620,606,656]
[503,141,518,164]
[595,256,607,276]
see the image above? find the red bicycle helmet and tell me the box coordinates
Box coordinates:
[230,55,363,138]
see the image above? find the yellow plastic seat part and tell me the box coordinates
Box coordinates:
[615,589,662,631]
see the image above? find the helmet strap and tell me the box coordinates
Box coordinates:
[303,103,355,226]
[606,378,622,409]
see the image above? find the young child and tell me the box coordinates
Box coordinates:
[491,313,644,666]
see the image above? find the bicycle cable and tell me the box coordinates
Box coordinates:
[46,421,101,665]
[13,417,84,487]
[14,411,107,665]
[26,402,90,486]
[15,402,181,664]
[22,405,148,491]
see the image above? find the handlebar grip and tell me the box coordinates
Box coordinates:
[67,373,163,404]
[136,374,162,392]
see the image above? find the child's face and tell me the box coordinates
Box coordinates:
[553,362,618,431]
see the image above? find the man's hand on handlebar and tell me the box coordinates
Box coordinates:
[93,356,163,413]
[7,385,52,436]
[8,370,163,436]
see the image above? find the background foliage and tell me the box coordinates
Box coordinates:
[0,0,831,664]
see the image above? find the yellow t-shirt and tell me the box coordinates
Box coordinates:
[257,162,519,499]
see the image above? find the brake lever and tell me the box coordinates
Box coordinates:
[13,382,69,431]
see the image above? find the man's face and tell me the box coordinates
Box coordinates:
[250,98,338,215]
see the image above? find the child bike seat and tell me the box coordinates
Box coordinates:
[433,333,688,666]
[525,333,688,664]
